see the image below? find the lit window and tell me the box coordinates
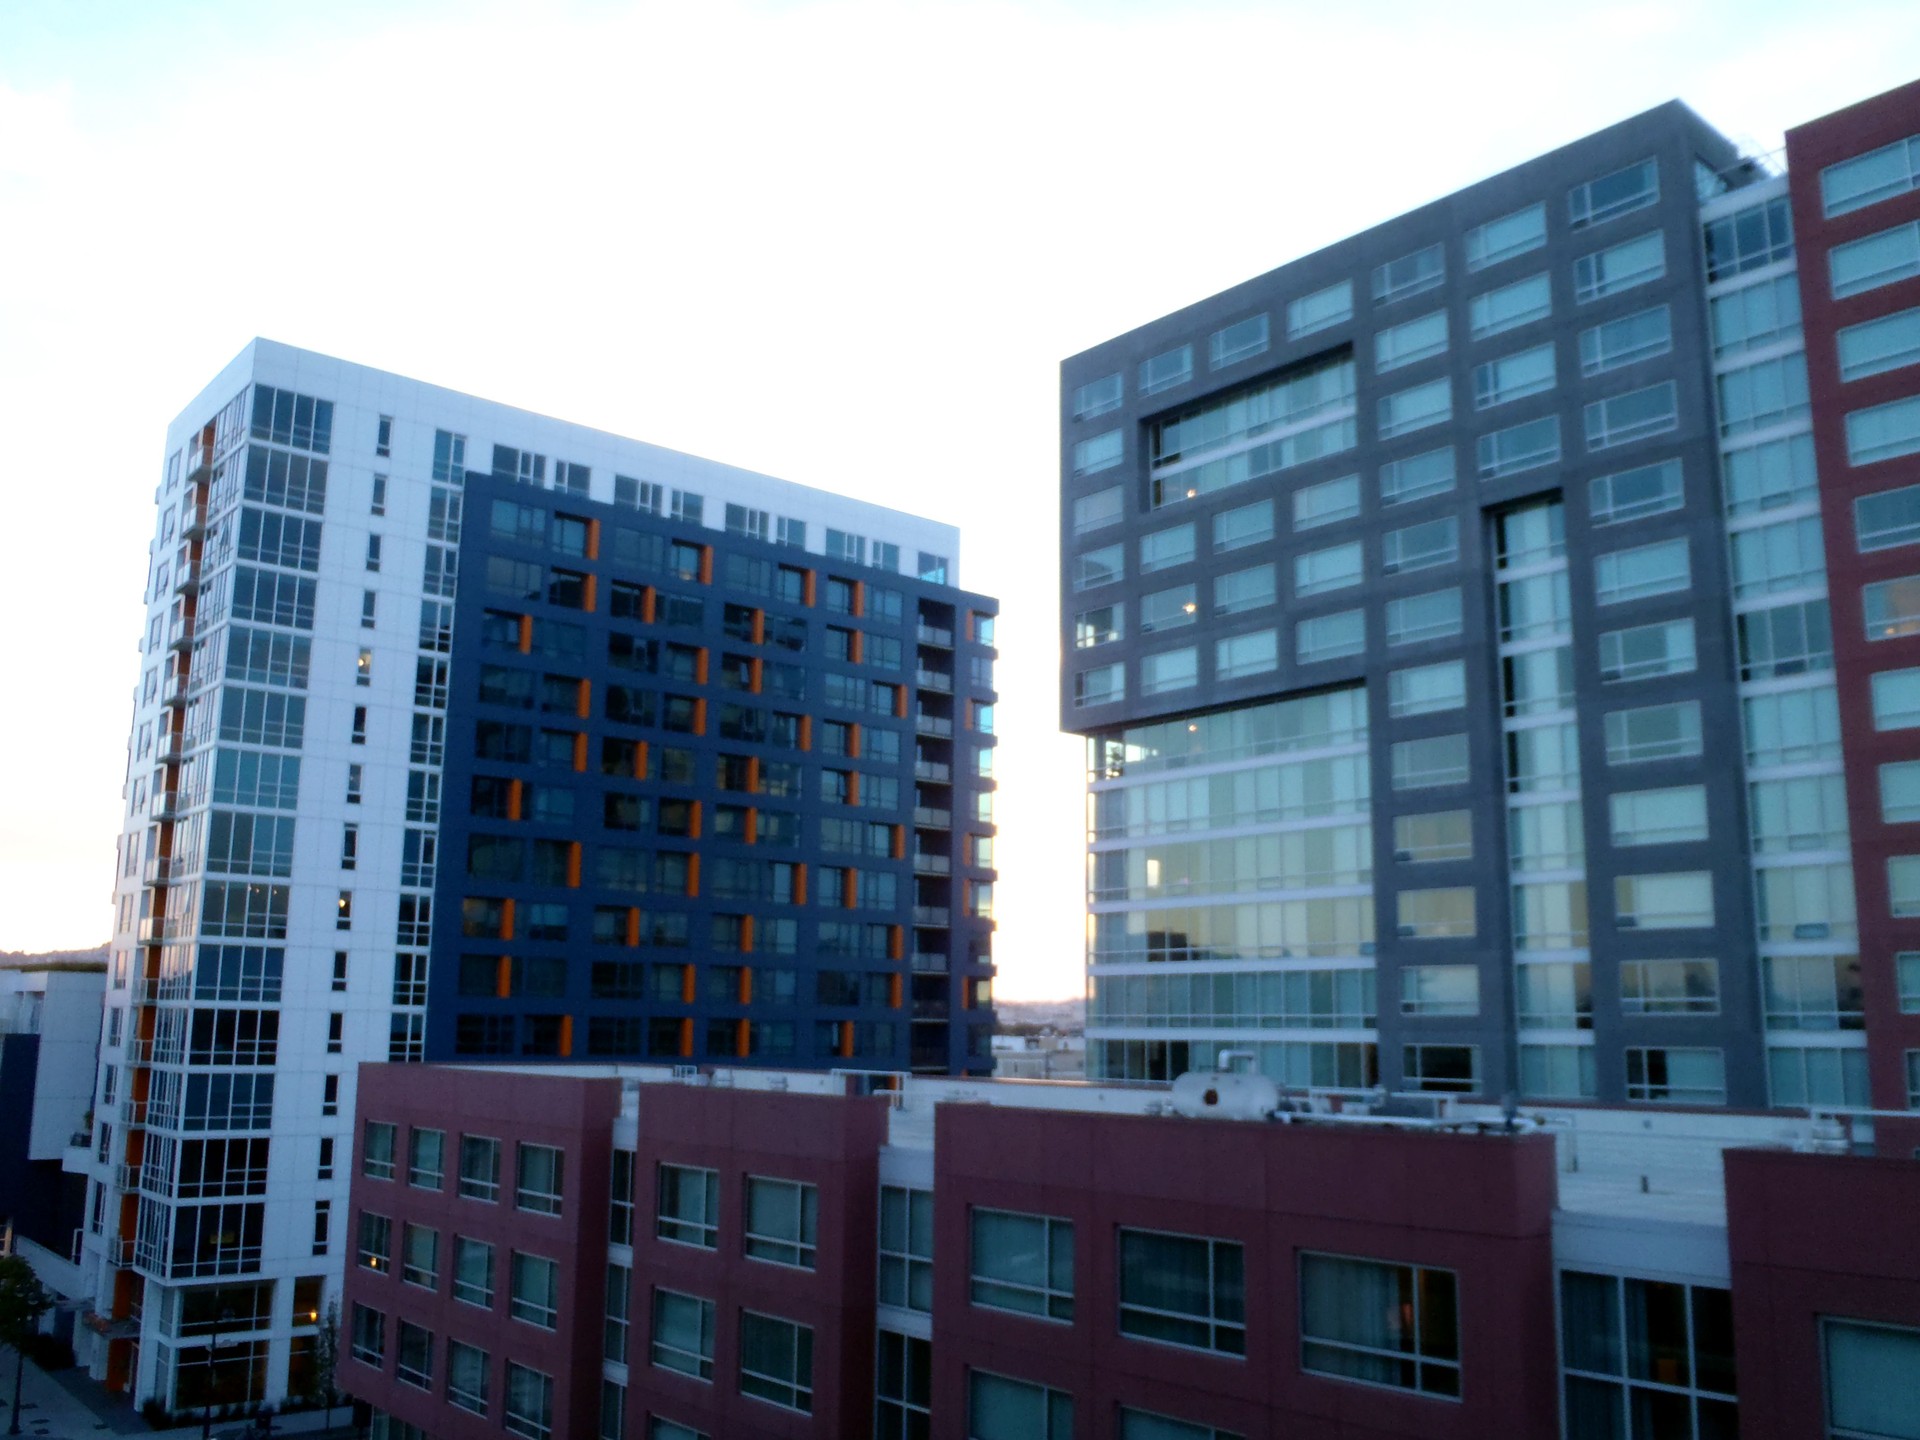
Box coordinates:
[1299,1253,1459,1396]
[1864,575,1920,640]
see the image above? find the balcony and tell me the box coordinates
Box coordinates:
[913,806,951,829]
[154,732,187,766]
[912,852,951,875]
[910,952,949,972]
[912,906,950,927]
[151,791,183,822]
[915,668,954,694]
[160,671,190,708]
[912,999,951,1019]
[118,1097,147,1128]
[913,760,951,783]
[913,712,953,738]
[141,855,182,887]
[166,622,194,653]
[180,502,208,539]
[915,623,954,648]
[185,444,214,483]
[171,562,200,597]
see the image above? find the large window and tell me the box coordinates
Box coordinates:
[1119,1410,1244,1440]
[1580,305,1672,375]
[407,1128,444,1190]
[1590,459,1683,526]
[1609,786,1707,846]
[1386,587,1464,646]
[1140,346,1193,396]
[1712,273,1801,356]
[650,1288,715,1379]
[1615,872,1714,929]
[878,1186,933,1313]
[1848,397,1920,468]
[1469,271,1551,339]
[744,1176,817,1268]
[1857,484,1920,551]
[1569,157,1658,228]
[1473,343,1556,408]
[1824,1318,1920,1439]
[363,1122,396,1181]
[1293,473,1361,530]
[1296,609,1365,664]
[1873,667,1920,730]
[1299,1253,1460,1397]
[1117,1229,1245,1356]
[1288,280,1353,339]
[1215,629,1279,680]
[1212,499,1273,552]
[1374,243,1444,304]
[968,1371,1073,1440]
[1071,373,1122,420]
[1586,382,1678,450]
[1478,415,1561,478]
[1375,310,1449,373]
[875,1331,930,1440]
[1574,231,1666,303]
[459,1135,500,1201]
[510,1252,559,1328]
[1831,220,1920,299]
[1388,660,1466,718]
[401,1222,439,1289]
[1391,733,1470,791]
[504,1364,553,1440]
[1382,516,1459,574]
[1210,314,1269,368]
[1295,541,1363,597]
[1625,1047,1726,1104]
[1839,306,1920,383]
[738,1311,813,1413]
[453,1237,494,1307]
[970,1209,1073,1321]
[1072,430,1122,476]
[1595,537,1689,605]
[1560,1271,1737,1437]
[516,1144,563,1215]
[1705,194,1794,280]
[1379,378,1452,439]
[1599,619,1695,683]
[1378,447,1455,507]
[1821,132,1920,216]
[1466,203,1546,271]
[447,1340,490,1415]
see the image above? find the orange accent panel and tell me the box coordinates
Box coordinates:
[696,649,709,685]
[560,1015,574,1056]
[736,1018,751,1058]
[750,656,763,694]
[693,697,707,736]
[892,825,906,860]
[518,615,533,654]
[508,779,523,821]
[838,1022,854,1058]
[894,686,908,719]
[583,573,597,612]
[741,916,756,956]
[500,898,516,941]
[803,570,817,607]
[678,1017,694,1058]
[794,864,808,906]
[890,924,905,960]
[889,974,903,1009]
[852,580,866,618]
[626,908,642,947]
[745,807,758,845]
[635,739,650,780]
[799,715,812,752]
[573,732,588,772]
[586,519,601,561]
[747,756,761,792]
[850,629,864,664]
[962,982,974,1010]
[567,843,582,888]
[688,802,703,840]
[842,867,858,909]
[686,853,701,898]
[496,956,512,999]
[698,547,713,585]
[752,610,766,645]
[847,771,861,806]
[576,680,591,719]
[849,723,862,759]
[681,965,696,1004]
[643,587,657,624]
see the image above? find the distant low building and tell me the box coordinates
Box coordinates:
[990,1032,1086,1080]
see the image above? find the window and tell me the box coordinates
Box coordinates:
[1388,660,1466,718]
[1296,609,1365,664]
[453,1237,494,1307]
[1839,306,1920,382]
[1381,516,1458,574]
[1599,618,1695,683]
[657,1163,718,1247]
[447,1340,489,1415]
[1288,280,1352,338]
[1610,785,1708,846]
[504,1364,553,1440]
[1590,459,1683,525]
[1712,273,1802,357]
[738,1311,813,1412]
[1073,430,1122,475]
[1725,432,1817,518]
[1140,523,1196,573]
[1378,378,1451,439]
[1394,810,1472,864]
[1385,588,1463,646]
[1569,157,1658,227]
[1621,958,1720,1015]
[1874,577,1920,642]
[1397,887,1476,939]
[1400,965,1480,1017]
[460,1136,500,1201]
[1118,1229,1244,1355]
[1831,219,1920,299]
[1625,1047,1726,1104]
[1586,381,1678,450]
[1719,353,1810,435]
[1293,473,1361,530]
[1074,604,1122,648]
[1375,310,1448,372]
[396,1319,433,1390]
[1379,447,1455,506]
[1821,131,1920,216]
[878,1186,933,1312]
[1874,668,1920,731]
[1392,733,1469,790]
[1731,515,1825,599]
[357,1211,391,1272]
[1140,586,1196,633]
[350,1303,385,1366]
[1705,194,1794,280]
[1141,647,1198,696]
[1580,305,1672,375]
[1140,346,1193,396]
[1295,541,1363,597]
[1215,629,1279,680]
[1574,231,1665,302]
[1215,566,1276,616]
[363,1122,396,1180]
[1473,342,1556,408]
[1466,202,1546,271]
[1072,373,1122,419]
[1469,271,1551,340]
[1595,537,1689,605]
[516,1143,563,1215]
[1212,499,1273,553]
[650,1288,715,1379]
[1299,1253,1459,1396]
[1560,1272,1738,1435]
[1825,1318,1920,1437]
[1739,599,1833,680]
[968,1371,1073,1440]
[1074,662,1124,709]
[1521,1045,1596,1100]
[1903,954,1920,1013]
[970,1208,1073,1321]
[1118,1409,1242,1440]
[1615,872,1714,929]
[1477,415,1561,478]
[1745,687,1841,766]
[1374,243,1444,303]
[1891,856,1920,917]
[1073,542,1123,591]
[1404,1044,1479,1093]
[875,1331,931,1439]
[1858,484,1920,552]
[510,1251,559,1328]
[402,1222,439,1288]
[1847,396,1920,467]
[744,1176,817,1268]
[365,535,382,572]
[407,1128,443,1190]
[1071,485,1122,535]
[1210,315,1269,367]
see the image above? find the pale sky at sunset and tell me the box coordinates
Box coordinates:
[2,0,1916,998]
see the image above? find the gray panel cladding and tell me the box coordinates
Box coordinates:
[1060,101,1769,1104]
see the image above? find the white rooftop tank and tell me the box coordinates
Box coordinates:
[1169,1069,1280,1121]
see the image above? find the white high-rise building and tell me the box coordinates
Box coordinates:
[71,339,998,1410]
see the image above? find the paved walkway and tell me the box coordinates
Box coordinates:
[5,1356,357,1440]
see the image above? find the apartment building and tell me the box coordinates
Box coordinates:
[71,341,998,1410]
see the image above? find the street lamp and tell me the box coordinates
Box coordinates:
[201,1307,233,1440]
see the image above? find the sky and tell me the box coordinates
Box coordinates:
[1,0,1916,1000]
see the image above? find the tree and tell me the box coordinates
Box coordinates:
[0,1255,53,1438]
[307,1301,341,1431]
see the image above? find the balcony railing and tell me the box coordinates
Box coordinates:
[152,790,184,822]
[912,853,951,875]
[914,712,953,737]
[913,760,951,783]
[180,502,208,539]
[171,562,200,597]
[910,952,949,972]
[912,906,950,927]
[915,624,954,648]
[915,668,953,693]
[160,671,190,708]
[912,807,951,828]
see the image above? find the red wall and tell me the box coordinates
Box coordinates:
[930,1105,1561,1440]
[1785,77,1920,1134]
[1725,1147,1920,1439]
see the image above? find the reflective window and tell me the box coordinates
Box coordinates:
[1212,499,1274,553]
[1295,541,1364,597]
[1381,517,1459,574]
[1140,346,1193,396]
[1378,447,1455,506]
[1293,474,1361,531]
[1071,373,1122,420]
[1296,609,1365,664]
[1469,271,1551,340]
[1839,306,1920,382]
[1847,396,1920,467]
[1373,244,1444,304]
[1215,629,1279,680]
[1213,565,1276,616]
[1479,415,1561,478]
[1579,305,1672,375]
[1141,648,1199,697]
[1300,1253,1459,1396]
[1210,315,1270,368]
[1704,194,1793,279]
[1857,483,1920,551]
[1594,537,1689,605]
[1830,219,1920,299]
[1590,459,1683,526]
[1585,381,1678,450]
[1609,786,1707,846]
[1821,132,1920,216]
[1375,310,1449,373]
[1718,353,1809,436]
[1387,660,1466,718]
[1466,203,1547,271]
[1569,158,1658,228]
[1864,574,1920,641]
[1573,231,1666,303]
[1723,433,1816,515]
[1599,620,1696,683]
[1288,281,1353,339]
[1614,872,1714,929]
[1378,378,1452,439]
[1385,587,1464,647]
[1473,343,1557,409]
[1072,430,1122,476]
[1710,274,1801,357]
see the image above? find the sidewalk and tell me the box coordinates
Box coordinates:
[10,1356,357,1440]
